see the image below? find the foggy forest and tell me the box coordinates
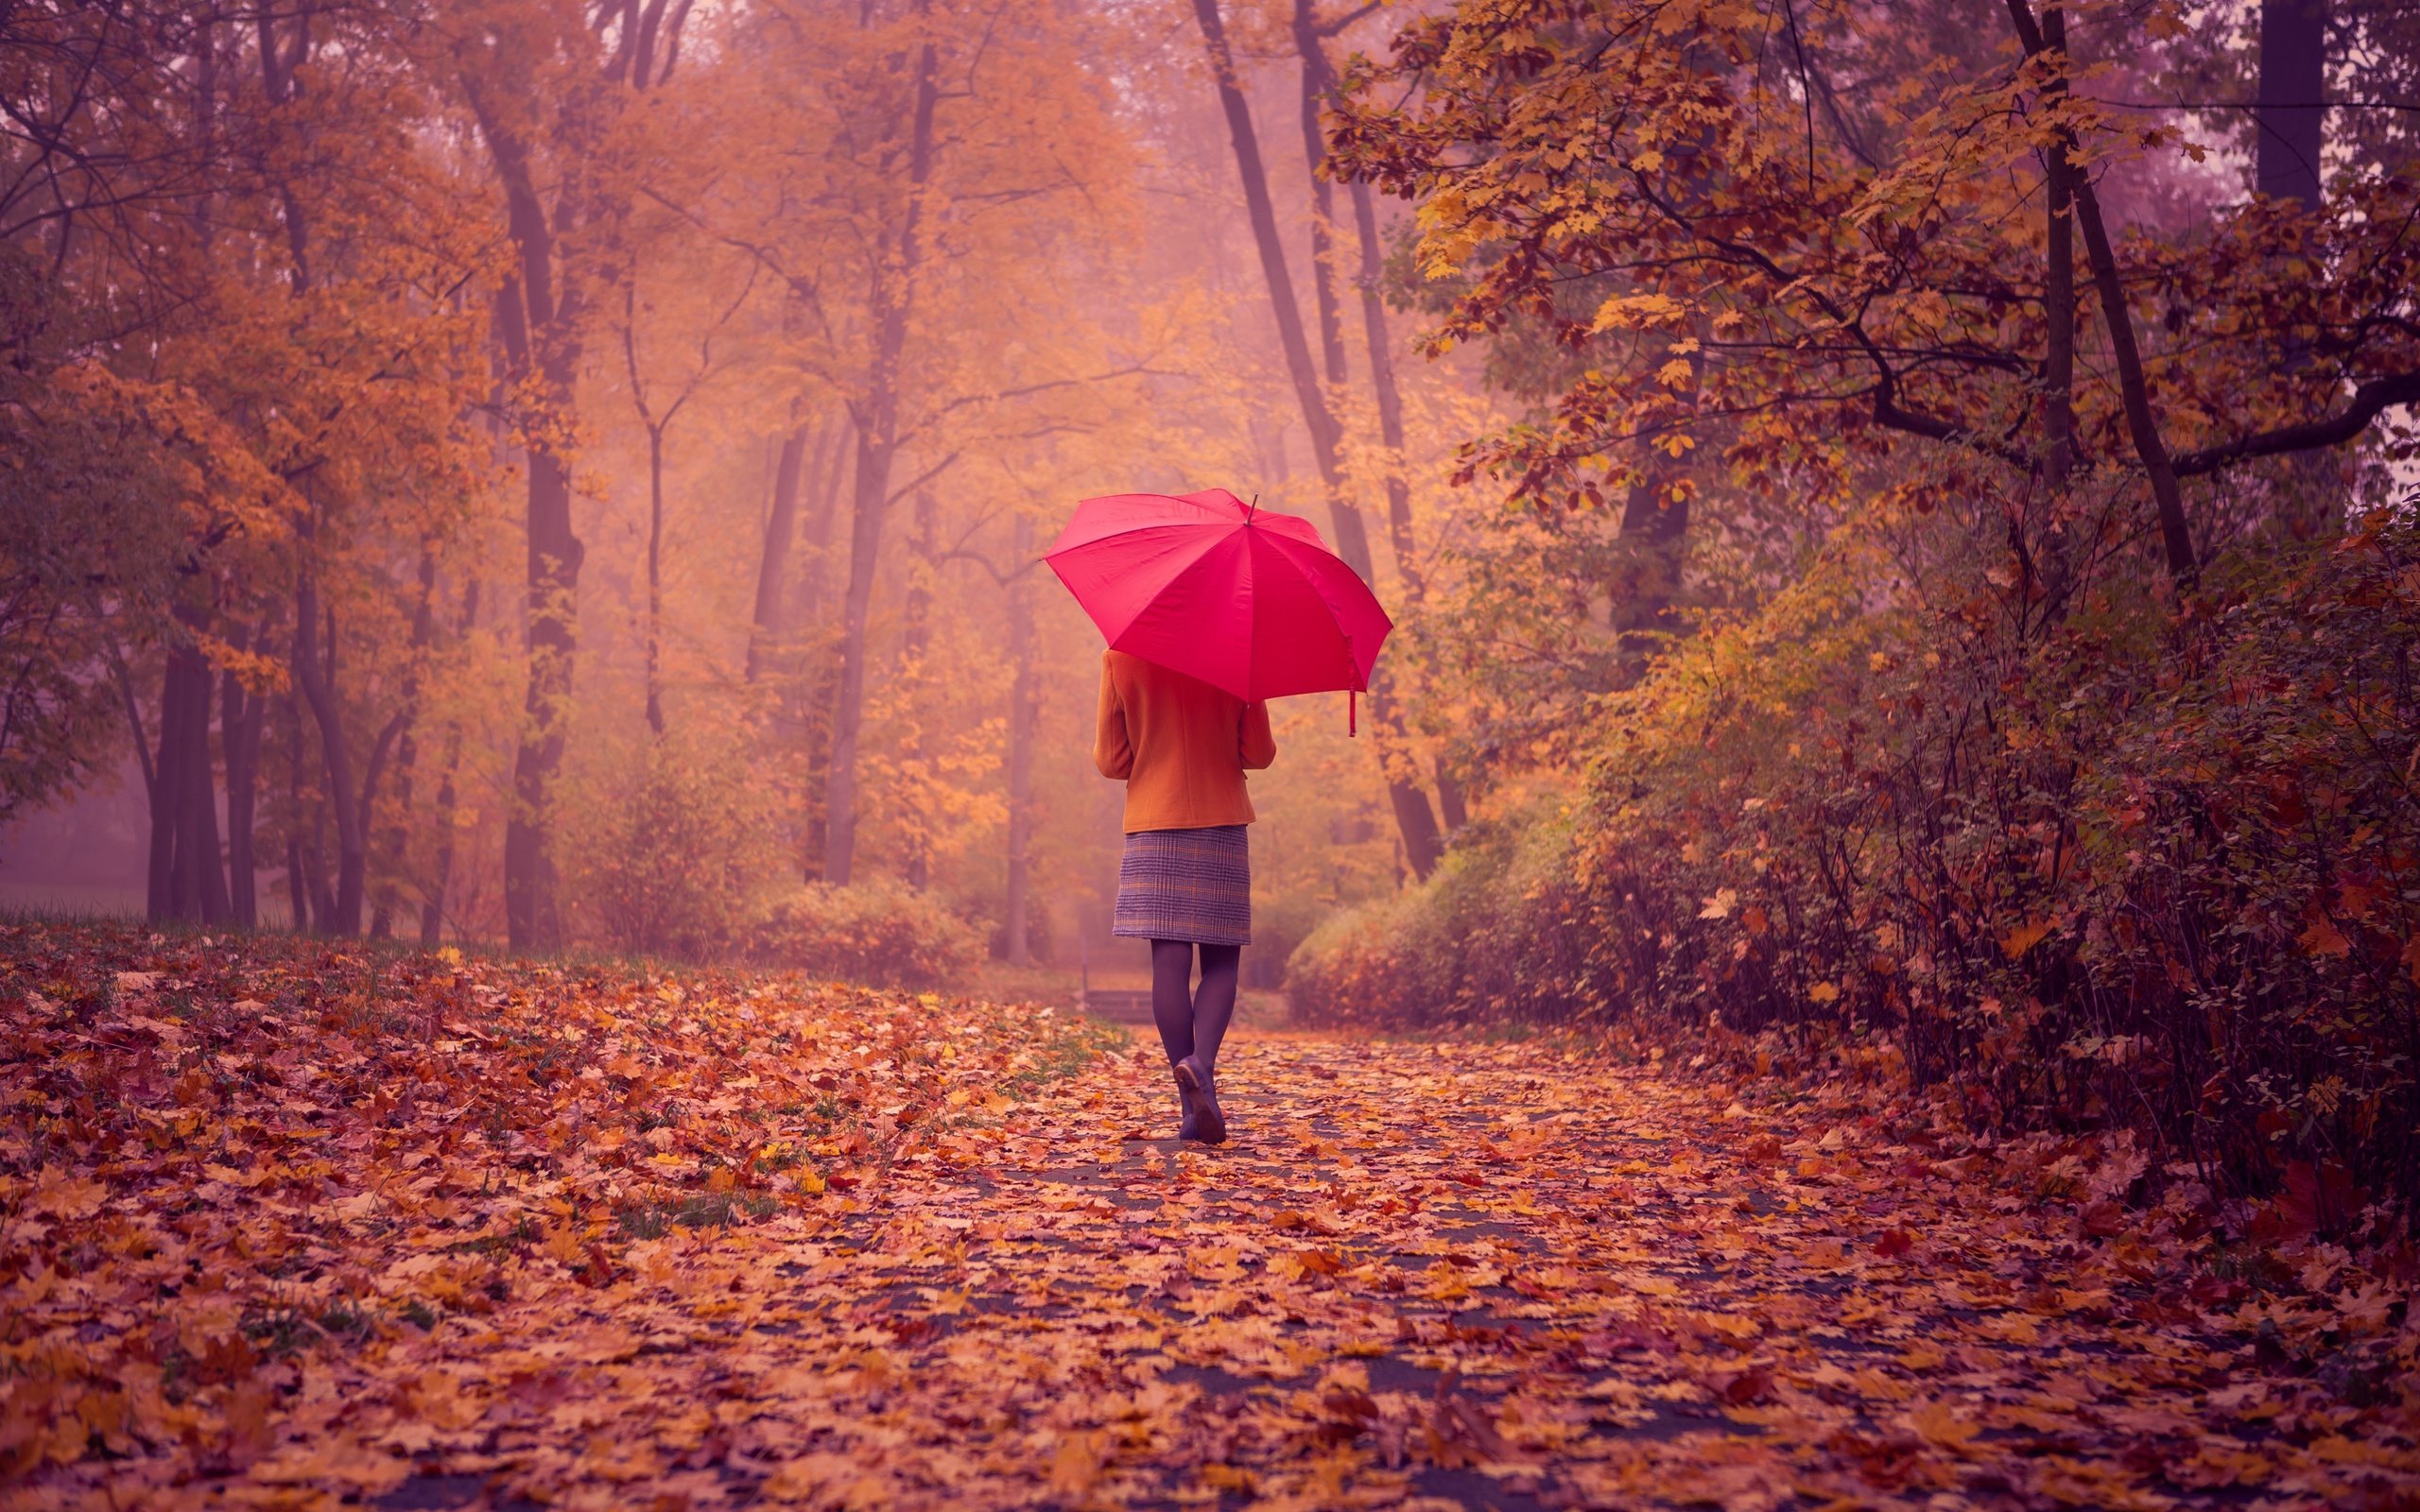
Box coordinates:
[2,0,2417,1505]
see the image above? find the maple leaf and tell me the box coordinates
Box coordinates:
[2297,912,2353,957]
[1999,919,2052,959]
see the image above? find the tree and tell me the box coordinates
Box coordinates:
[1331,0,2420,600]
[683,0,1153,887]
[1193,0,1445,879]
[450,0,696,947]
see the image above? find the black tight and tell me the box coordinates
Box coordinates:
[1150,939,1241,1072]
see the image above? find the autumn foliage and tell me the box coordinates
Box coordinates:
[1289,0,2420,1228]
[0,919,1114,1490]
[8,921,2419,1506]
[1293,511,2420,1208]
[8,0,2420,1501]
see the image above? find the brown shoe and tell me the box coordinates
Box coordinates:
[1174,1056,1225,1144]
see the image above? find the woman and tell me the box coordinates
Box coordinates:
[1094,646,1277,1143]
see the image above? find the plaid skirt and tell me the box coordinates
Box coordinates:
[1113,825,1252,946]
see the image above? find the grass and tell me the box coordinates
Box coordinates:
[615,1190,784,1241]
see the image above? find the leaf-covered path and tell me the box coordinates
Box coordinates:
[3,925,2411,1512]
[257,1037,2407,1510]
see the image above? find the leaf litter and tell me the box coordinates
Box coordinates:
[2,923,2415,1509]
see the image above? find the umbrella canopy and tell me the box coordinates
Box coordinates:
[1045,488,1392,704]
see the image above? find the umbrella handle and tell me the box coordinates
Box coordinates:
[1349,689,1357,738]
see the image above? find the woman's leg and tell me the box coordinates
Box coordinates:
[1149,938,1197,1066]
[1193,943,1241,1072]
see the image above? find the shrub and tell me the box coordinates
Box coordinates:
[1287,808,1586,1026]
[561,731,774,959]
[741,879,984,991]
[1291,510,2420,1212]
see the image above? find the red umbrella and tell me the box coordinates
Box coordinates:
[1045,488,1391,730]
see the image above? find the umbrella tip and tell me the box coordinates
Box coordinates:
[1246,492,1257,524]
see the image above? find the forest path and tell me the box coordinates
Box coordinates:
[335,1032,2357,1512]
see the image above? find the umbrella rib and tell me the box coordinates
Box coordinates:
[1242,524,1259,703]
[1255,530,1389,688]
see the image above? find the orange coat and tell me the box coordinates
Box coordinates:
[1093,650,1277,833]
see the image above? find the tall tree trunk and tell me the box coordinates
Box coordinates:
[173,642,229,922]
[1345,180,1424,599]
[2007,0,2196,585]
[796,419,850,632]
[1003,515,1036,967]
[2038,4,2079,601]
[822,29,939,888]
[901,490,938,891]
[220,625,263,929]
[1291,0,1350,396]
[371,547,438,938]
[421,578,481,947]
[149,648,216,922]
[471,100,588,951]
[145,654,184,921]
[292,560,366,935]
[284,695,312,932]
[747,416,811,685]
[1198,0,1443,879]
[1344,175,1468,833]
[644,418,667,737]
[2257,0,2334,536]
[1192,0,1368,569]
[2257,0,2326,209]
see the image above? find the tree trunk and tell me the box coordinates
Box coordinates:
[2009,0,2195,586]
[293,563,366,935]
[824,432,896,889]
[2257,0,2335,537]
[421,578,480,947]
[139,627,232,926]
[644,420,667,736]
[798,419,849,630]
[173,642,229,922]
[371,547,438,938]
[474,104,589,949]
[1192,0,1369,571]
[144,654,183,921]
[1291,0,1351,395]
[821,32,939,888]
[901,490,939,891]
[747,416,811,685]
[283,695,312,932]
[2039,4,2078,600]
[1345,180,1425,599]
[1003,515,1036,967]
[1199,0,1443,879]
[220,627,262,929]
[2256,0,2326,209]
[2070,180,2194,582]
[1346,174,1469,834]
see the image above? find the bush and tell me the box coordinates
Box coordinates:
[1290,510,2420,1212]
[562,731,774,959]
[1287,808,1587,1025]
[741,879,984,991]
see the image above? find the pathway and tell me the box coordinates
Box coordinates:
[298,1033,2399,1511]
